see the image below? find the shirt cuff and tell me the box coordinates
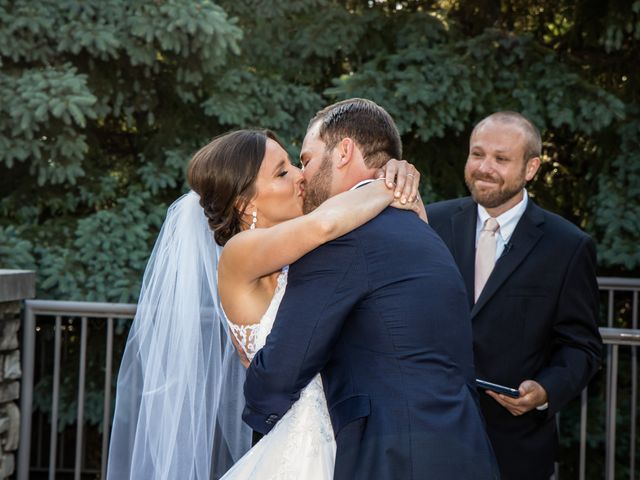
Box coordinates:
[536,402,549,411]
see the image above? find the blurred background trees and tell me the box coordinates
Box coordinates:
[1,0,638,303]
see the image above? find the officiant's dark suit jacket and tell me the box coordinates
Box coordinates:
[427,196,602,480]
[243,207,499,480]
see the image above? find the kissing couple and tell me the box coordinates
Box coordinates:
[107,98,499,479]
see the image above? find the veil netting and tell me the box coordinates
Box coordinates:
[107,191,251,480]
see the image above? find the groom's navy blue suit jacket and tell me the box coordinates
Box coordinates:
[243,208,499,480]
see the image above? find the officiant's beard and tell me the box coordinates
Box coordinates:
[303,154,333,214]
[465,167,526,209]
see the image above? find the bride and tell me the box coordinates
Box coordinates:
[107,128,423,479]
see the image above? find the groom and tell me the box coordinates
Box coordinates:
[243,98,499,479]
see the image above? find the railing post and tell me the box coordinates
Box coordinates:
[605,344,619,480]
[17,303,34,480]
[579,388,587,480]
[0,270,35,480]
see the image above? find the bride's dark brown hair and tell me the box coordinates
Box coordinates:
[187,129,282,245]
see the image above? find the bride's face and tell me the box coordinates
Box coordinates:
[251,138,304,227]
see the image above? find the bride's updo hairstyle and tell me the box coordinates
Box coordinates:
[187,129,281,246]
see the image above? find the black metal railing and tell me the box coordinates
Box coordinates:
[15,277,640,479]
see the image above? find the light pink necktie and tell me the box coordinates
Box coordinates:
[474,217,500,302]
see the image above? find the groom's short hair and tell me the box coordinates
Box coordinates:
[308,98,402,168]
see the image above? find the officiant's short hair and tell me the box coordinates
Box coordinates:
[471,111,542,161]
[309,98,402,168]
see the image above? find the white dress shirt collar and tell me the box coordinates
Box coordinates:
[350,179,376,190]
[477,189,529,244]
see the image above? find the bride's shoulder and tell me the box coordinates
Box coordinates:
[219,229,255,266]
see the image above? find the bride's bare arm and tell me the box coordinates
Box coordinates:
[221,179,397,283]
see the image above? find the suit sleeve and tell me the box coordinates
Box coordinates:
[535,235,603,417]
[242,233,368,434]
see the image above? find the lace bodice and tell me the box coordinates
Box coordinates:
[221,266,335,480]
[226,267,288,361]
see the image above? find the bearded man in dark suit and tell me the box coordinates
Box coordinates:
[244,99,499,480]
[427,111,602,480]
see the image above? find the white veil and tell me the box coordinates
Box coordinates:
[107,191,251,480]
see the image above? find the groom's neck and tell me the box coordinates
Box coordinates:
[334,167,378,194]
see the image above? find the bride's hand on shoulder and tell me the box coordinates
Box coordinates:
[376,159,420,205]
[391,192,429,223]
[377,159,428,223]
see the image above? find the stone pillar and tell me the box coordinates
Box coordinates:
[0,270,35,479]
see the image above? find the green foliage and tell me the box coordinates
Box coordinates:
[0,226,35,270]
[0,0,243,302]
[592,118,640,270]
[36,189,167,302]
[1,0,638,304]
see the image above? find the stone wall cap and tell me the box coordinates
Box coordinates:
[0,270,35,302]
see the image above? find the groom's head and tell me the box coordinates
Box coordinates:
[300,98,401,213]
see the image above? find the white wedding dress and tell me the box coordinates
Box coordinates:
[222,268,336,479]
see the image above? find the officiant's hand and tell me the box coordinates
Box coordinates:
[376,159,420,205]
[485,379,548,416]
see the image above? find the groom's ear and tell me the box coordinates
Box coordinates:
[336,137,355,169]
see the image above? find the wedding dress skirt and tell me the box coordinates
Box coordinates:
[222,269,336,479]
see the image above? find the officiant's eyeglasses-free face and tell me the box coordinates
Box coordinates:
[250,139,304,228]
[464,121,539,210]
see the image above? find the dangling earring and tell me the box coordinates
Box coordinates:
[250,211,257,230]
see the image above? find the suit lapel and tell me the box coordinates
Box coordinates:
[450,199,477,307]
[471,200,545,318]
